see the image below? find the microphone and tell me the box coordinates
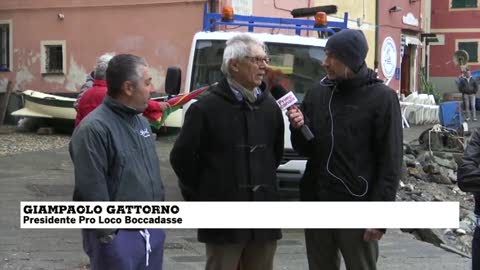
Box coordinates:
[270,85,314,141]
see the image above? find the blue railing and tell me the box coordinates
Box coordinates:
[202,3,348,36]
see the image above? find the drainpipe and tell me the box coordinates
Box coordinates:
[426,0,432,80]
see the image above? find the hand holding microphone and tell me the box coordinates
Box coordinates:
[287,107,304,129]
[270,85,314,141]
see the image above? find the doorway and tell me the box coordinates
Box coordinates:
[401,45,412,96]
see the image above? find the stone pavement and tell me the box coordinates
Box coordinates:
[0,124,474,270]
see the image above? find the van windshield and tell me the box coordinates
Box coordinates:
[190,40,326,102]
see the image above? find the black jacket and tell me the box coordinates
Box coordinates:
[170,78,284,243]
[458,76,479,95]
[291,66,403,202]
[457,129,480,215]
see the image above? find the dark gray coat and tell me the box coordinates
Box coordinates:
[70,96,165,202]
[459,76,479,95]
[70,96,165,237]
[170,78,284,243]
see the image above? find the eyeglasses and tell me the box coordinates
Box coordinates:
[245,56,270,65]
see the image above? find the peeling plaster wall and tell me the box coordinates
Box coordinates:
[0,1,204,93]
[14,66,34,90]
[26,51,40,66]
[43,75,65,84]
[0,77,10,93]
[13,49,38,90]
[65,56,86,92]
[150,66,166,91]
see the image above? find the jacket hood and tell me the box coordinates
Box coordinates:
[322,65,383,91]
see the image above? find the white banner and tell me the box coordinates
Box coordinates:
[20,201,459,229]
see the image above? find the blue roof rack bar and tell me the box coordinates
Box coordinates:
[202,3,348,35]
[208,22,337,35]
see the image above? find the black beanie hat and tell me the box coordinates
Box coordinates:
[325,29,369,73]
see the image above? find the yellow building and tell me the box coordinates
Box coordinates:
[315,0,377,68]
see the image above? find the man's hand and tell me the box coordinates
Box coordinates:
[363,229,384,241]
[286,107,304,129]
[158,102,171,112]
[97,231,118,244]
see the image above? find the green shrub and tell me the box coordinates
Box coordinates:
[420,67,441,104]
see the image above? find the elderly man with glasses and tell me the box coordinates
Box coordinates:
[170,33,284,270]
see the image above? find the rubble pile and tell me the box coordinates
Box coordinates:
[397,126,474,257]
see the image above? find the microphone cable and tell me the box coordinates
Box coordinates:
[325,80,369,198]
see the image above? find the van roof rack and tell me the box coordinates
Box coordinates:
[202,3,348,36]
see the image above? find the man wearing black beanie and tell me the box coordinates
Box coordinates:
[287,29,403,270]
[324,29,369,74]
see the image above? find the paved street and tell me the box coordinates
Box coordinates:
[0,127,473,270]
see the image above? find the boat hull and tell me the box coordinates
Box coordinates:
[11,90,183,127]
[11,90,76,120]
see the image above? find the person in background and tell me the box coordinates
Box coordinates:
[70,54,166,270]
[74,53,114,127]
[458,68,479,121]
[170,33,284,270]
[75,52,169,127]
[287,29,402,270]
[74,70,95,110]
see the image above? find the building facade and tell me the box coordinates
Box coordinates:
[0,0,209,94]
[429,0,480,94]
[0,0,323,95]
[314,0,377,68]
[377,0,425,95]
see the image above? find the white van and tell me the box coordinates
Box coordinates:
[169,5,348,199]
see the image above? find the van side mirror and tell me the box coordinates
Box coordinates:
[165,67,181,95]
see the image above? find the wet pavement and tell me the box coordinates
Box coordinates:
[0,123,474,269]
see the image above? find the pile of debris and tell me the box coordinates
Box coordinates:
[398,125,474,258]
